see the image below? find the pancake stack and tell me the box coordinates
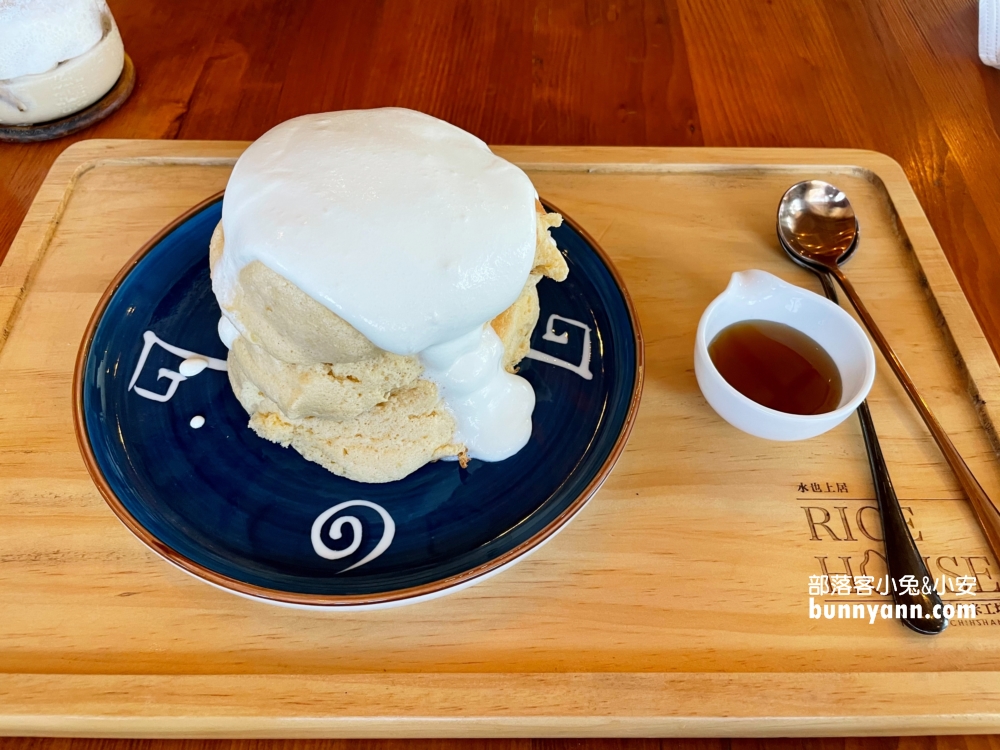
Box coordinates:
[212,109,569,483]
[211,211,566,483]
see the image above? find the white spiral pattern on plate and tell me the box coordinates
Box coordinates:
[310,500,395,573]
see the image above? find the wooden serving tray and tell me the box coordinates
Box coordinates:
[3,141,1000,738]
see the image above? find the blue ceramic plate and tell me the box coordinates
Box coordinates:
[75,194,643,608]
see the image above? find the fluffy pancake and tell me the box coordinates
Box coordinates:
[228,336,422,421]
[214,207,566,482]
[214,212,565,482]
[210,225,379,365]
[231,375,463,484]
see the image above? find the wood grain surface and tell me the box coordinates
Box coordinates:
[2,0,1000,746]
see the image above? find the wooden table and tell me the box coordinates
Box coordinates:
[2,0,999,747]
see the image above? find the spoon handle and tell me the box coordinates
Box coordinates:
[817,273,947,634]
[831,267,1000,561]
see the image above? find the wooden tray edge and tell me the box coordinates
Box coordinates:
[0,139,248,359]
[852,156,1000,462]
[2,671,1000,738]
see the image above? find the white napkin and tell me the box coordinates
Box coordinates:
[981,0,1000,67]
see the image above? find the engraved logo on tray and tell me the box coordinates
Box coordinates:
[796,481,1000,625]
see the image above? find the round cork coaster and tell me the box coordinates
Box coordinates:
[0,53,135,143]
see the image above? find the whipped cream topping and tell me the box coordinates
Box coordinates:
[217,314,240,349]
[0,0,108,81]
[215,108,540,461]
[420,325,535,461]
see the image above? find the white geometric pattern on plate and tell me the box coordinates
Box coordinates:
[526,314,593,380]
[128,330,227,403]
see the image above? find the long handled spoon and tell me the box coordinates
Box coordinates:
[777,180,1000,565]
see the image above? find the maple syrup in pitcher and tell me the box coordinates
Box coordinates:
[708,320,843,415]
